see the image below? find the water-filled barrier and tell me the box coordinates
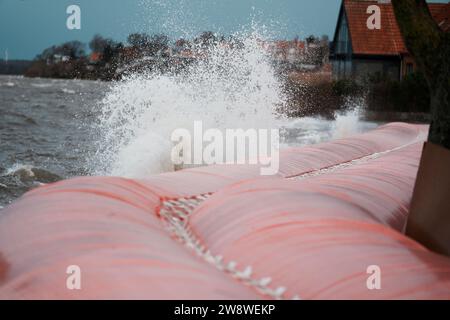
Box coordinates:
[1,123,450,299]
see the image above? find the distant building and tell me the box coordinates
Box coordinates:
[260,39,306,63]
[89,52,103,64]
[330,0,450,81]
[50,54,71,64]
[259,38,329,71]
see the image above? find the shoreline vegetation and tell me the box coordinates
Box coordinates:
[1,32,431,120]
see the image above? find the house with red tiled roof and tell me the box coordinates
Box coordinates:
[330,0,450,81]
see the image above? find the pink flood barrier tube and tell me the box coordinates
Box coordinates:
[0,123,449,299]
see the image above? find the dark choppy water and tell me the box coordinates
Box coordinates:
[0,76,109,207]
[0,75,380,208]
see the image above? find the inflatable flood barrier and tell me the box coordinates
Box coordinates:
[0,123,450,299]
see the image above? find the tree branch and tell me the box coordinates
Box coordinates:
[392,0,450,148]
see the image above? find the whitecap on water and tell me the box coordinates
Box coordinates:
[4,164,62,184]
[0,81,16,87]
[61,88,76,94]
[31,83,53,89]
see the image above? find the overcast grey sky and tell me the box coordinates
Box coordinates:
[0,0,447,59]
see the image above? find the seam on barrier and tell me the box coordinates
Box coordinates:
[286,141,419,180]
[158,195,299,300]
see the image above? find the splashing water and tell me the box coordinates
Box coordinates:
[91,31,287,178]
[331,107,364,140]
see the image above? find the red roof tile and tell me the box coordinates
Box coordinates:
[343,0,449,56]
[90,52,102,62]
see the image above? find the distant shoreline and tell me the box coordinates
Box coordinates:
[0,60,32,76]
[0,74,105,83]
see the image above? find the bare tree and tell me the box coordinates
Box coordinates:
[148,34,170,56]
[127,33,151,48]
[194,31,218,48]
[60,41,86,59]
[36,41,86,61]
[89,35,122,63]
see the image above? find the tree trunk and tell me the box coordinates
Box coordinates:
[392,0,450,149]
